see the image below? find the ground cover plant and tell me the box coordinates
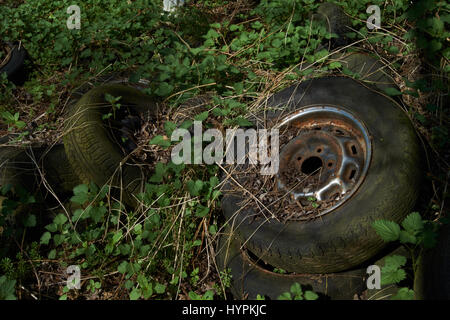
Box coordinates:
[0,0,448,300]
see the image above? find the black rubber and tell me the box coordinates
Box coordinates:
[312,3,351,50]
[414,222,450,300]
[0,135,41,191]
[0,42,27,85]
[63,84,157,207]
[221,76,422,274]
[42,144,81,195]
[216,227,366,300]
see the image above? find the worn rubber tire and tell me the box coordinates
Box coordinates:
[216,227,366,300]
[222,76,422,274]
[42,144,81,195]
[0,136,41,190]
[312,3,351,49]
[414,222,450,300]
[0,42,27,85]
[63,84,157,207]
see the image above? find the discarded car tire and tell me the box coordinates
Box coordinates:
[0,42,27,85]
[63,84,157,206]
[42,144,81,195]
[414,222,450,300]
[312,3,351,49]
[216,227,366,300]
[0,136,41,190]
[221,77,421,274]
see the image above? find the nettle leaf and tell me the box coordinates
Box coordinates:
[290,283,303,297]
[401,212,423,234]
[399,230,417,244]
[381,255,407,285]
[373,220,401,242]
[391,287,414,300]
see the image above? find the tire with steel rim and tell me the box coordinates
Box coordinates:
[221,76,422,274]
[216,226,366,300]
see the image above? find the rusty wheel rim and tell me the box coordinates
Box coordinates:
[275,105,372,218]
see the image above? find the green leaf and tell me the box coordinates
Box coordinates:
[149,135,171,148]
[187,180,203,196]
[290,283,303,296]
[383,87,402,96]
[391,287,414,300]
[328,61,342,69]
[381,255,407,285]
[23,214,36,227]
[277,292,292,300]
[73,184,89,195]
[399,230,417,244]
[48,249,56,259]
[154,283,166,294]
[0,276,16,300]
[40,232,51,245]
[118,261,128,274]
[54,213,68,226]
[235,117,254,127]
[402,212,423,234]
[304,290,319,300]
[130,288,141,300]
[373,220,401,242]
[194,111,209,122]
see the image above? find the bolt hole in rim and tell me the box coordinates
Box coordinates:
[275,105,372,219]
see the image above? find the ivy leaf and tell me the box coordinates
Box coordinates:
[373,220,401,242]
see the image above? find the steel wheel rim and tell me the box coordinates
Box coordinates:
[274,105,372,218]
